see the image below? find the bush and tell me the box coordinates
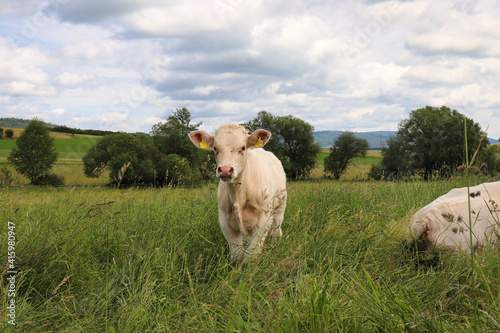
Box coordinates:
[32,174,65,186]
[368,163,385,181]
[484,144,500,173]
[0,166,12,185]
[155,153,197,186]
[83,133,158,187]
[5,129,14,138]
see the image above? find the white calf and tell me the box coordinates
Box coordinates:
[190,124,287,261]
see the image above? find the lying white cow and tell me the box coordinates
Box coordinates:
[407,181,500,252]
[189,124,287,261]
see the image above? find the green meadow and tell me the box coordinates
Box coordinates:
[1,131,499,331]
[1,178,499,331]
[0,134,106,185]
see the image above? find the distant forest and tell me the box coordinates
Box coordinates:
[51,125,116,136]
[0,117,117,136]
[0,117,56,129]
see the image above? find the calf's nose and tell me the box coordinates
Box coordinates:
[217,166,234,178]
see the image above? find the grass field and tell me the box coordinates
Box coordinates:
[0,130,105,186]
[312,149,383,179]
[1,177,499,331]
[1,131,499,331]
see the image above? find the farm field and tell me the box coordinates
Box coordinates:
[314,149,383,180]
[1,177,499,331]
[0,130,106,185]
[0,130,382,185]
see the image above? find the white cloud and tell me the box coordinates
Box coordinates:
[0,37,56,96]
[60,39,121,60]
[0,0,500,139]
[56,72,95,87]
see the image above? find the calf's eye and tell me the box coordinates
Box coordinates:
[242,146,246,151]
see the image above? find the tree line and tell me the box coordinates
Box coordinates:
[51,125,118,137]
[4,106,499,186]
[82,109,321,186]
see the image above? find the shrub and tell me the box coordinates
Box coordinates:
[155,153,195,186]
[368,163,385,181]
[5,129,14,138]
[0,166,12,185]
[32,173,65,186]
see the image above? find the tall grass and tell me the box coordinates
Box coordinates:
[1,179,499,331]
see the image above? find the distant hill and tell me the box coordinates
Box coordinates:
[314,131,500,149]
[314,131,395,149]
[0,117,59,129]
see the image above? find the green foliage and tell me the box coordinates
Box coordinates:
[83,133,158,187]
[372,135,413,180]
[0,127,3,139]
[243,111,320,179]
[5,129,14,139]
[0,165,12,185]
[32,173,65,186]
[151,108,200,157]
[367,162,385,181]
[324,131,369,179]
[484,144,500,174]
[155,153,194,186]
[380,106,487,180]
[152,108,215,181]
[52,125,116,136]
[83,109,208,187]
[8,119,58,184]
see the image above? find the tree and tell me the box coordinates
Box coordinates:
[151,108,214,180]
[378,106,488,180]
[484,144,500,174]
[83,133,158,187]
[0,128,3,139]
[8,119,58,184]
[5,129,14,138]
[243,111,320,179]
[151,108,202,158]
[324,131,369,179]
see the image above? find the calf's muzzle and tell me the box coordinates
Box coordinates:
[217,166,234,179]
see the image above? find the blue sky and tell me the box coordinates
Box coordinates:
[0,0,499,139]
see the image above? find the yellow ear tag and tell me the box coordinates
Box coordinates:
[200,138,210,149]
[255,137,264,148]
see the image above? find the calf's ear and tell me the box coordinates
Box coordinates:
[189,131,214,149]
[248,129,271,149]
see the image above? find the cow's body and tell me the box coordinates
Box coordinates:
[407,181,500,251]
[190,124,287,261]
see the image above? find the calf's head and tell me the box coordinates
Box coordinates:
[189,124,271,182]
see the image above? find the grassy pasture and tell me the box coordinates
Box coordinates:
[0,130,105,185]
[312,149,383,180]
[1,177,499,331]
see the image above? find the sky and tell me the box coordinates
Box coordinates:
[0,0,499,139]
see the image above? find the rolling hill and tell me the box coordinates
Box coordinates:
[314,130,500,149]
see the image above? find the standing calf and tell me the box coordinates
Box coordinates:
[190,124,287,261]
